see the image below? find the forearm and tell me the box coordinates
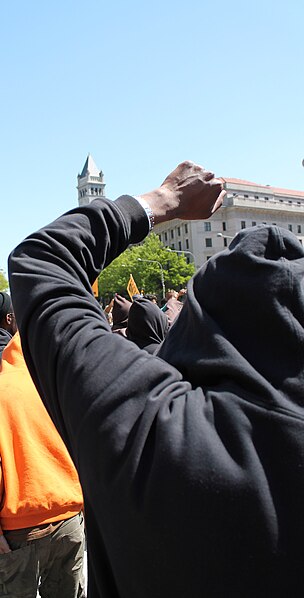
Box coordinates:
[8,196,150,451]
[8,195,192,468]
[8,161,223,473]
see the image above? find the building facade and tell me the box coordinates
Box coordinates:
[154,178,304,267]
[77,154,106,206]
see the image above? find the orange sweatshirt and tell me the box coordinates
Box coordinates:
[0,333,83,533]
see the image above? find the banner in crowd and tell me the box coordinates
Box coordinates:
[127,274,140,300]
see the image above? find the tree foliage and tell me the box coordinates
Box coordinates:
[98,234,195,303]
[0,270,8,292]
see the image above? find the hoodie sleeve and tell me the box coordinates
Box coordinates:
[8,196,192,467]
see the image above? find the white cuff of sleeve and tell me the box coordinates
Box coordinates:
[133,196,155,232]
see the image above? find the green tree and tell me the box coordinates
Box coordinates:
[98,234,195,303]
[0,269,8,292]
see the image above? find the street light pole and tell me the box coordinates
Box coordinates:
[137,258,165,299]
[165,248,197,268]
[217,233,235,240]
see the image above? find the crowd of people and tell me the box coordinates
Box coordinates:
[1,160,304,597]
[103,289,185,349]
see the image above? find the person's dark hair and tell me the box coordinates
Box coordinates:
[143,293,157,303]
[0,292,13,324]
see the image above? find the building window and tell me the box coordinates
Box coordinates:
[224,238,228,247]
[178,241,182,250]
[254,195,259,199]
[170,230,174,239]
[205,238,212,248]
[252,221,256,227]
[177,227,181,236]
[186,257,190,264]
[184,224,188,234]
[204,222,211,232]
[185,239,189,249]
[171,243,175,249]
[298,225,302,234]
[272,223,277,226]
[164,232,168,242]
[265,197,269,200]
[158,235,161,242]
[241,221,246,229]
[244,194,248,198]
[222,222,226,231]
[288,224,293,232]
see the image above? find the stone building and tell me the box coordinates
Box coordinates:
[154,177,304,267]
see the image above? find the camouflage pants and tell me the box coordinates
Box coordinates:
[0,513,86,597]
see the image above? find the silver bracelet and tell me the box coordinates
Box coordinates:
[134,196,155,231]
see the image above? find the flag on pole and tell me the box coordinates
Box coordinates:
[92,279,99,297]
[127,274,140,300]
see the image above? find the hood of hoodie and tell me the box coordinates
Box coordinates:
[158,225,304,414]
[127,297,169,351]
[112,294,131,330]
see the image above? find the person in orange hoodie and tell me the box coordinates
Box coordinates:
[0,332,85,597]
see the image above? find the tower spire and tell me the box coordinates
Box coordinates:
[77,155,106,205]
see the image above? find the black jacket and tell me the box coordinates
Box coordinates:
[8,196,304,597]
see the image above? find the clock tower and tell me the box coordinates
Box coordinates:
[77,154,106,206]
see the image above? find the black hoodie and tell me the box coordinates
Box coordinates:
[127,296,169,353]
[8,197,304,598]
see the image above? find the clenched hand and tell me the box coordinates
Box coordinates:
[140,161,225,224]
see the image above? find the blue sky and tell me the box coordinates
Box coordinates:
[1,0,303,274]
